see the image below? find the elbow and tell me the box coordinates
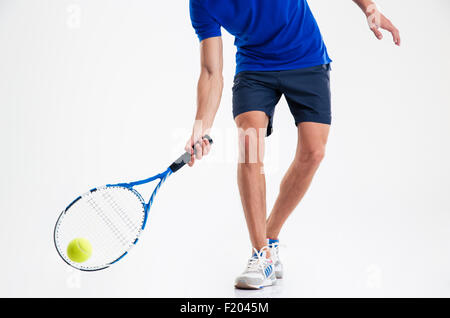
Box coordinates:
[201,69,224,90]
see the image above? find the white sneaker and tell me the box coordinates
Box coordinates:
[234,247,276,289]
[268,239,283,279]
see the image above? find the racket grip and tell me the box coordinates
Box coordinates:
[169,135,213,173]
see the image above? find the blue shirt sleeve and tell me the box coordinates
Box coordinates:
[189,0,221,41]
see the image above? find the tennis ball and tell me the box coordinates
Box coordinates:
[67,238,92,263]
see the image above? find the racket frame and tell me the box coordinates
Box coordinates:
[53,167,172,271]
[54,135,212,271]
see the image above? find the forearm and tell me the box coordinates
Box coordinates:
[194,70,223,133]
[184,36,222,162]
[353,0,376,15]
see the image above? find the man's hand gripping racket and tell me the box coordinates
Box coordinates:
[53,135,213,271]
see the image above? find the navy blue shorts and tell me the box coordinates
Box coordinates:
[232,64,331,136]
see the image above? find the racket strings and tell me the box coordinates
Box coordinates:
[85,194,130,247]
[102,191,138,231]
[55,186,146,270]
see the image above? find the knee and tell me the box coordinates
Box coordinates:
[298,148,325,167]
[237,128,265,164]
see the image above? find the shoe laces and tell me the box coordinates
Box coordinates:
[246,246,271,272]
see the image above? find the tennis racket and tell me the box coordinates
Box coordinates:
[54,135,213,271]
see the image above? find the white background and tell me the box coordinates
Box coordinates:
[0,0,449,297]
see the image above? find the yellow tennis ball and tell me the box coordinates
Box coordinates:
[67,238,92,263]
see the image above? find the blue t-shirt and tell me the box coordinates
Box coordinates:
[189,0,332,74]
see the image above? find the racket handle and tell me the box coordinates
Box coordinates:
[169,135,213,173]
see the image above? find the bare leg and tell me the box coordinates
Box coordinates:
[235,111,269,252]
[266,122,330,239]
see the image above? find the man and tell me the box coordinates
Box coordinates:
[186,0,400,289]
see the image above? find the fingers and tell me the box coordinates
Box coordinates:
[387,24,401,46]
[185,138,195,166]
[202,138,211,156]
[185,136,212,167]
[194,142,203,160]
[394,31,401,46]
[185,137,194,153]
[188,153,195,167]
[372,23,401,46]
[371,26,383,40]
[194,137,211,160]
[381,16,401,46]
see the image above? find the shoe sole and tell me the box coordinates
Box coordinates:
[234,276,276,290]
